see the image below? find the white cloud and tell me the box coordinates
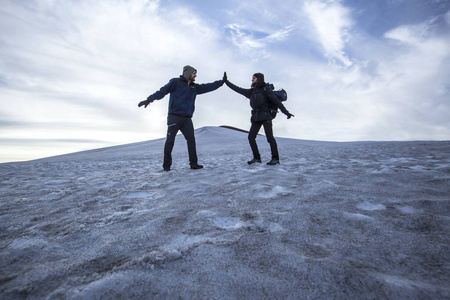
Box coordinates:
[268,7,450,141]
[0,0,233,161]
[266,25,295,42]
[303,0,353,66]
[227,24,266,51]
[369,17,450,139]
[225,23,294,60]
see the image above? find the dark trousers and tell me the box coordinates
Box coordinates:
[163,114,197,168]
[248,120,279,160]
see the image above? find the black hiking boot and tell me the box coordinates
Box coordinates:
[190,163,204,170]
[267,159,280,165]
[247,158,262,165]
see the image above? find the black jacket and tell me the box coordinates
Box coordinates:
[226,80,290,122]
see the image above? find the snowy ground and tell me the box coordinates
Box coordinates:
[1,126,449,299]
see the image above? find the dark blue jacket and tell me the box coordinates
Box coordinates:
[147,76,223,117]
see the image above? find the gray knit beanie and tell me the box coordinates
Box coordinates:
[182,65,197,81]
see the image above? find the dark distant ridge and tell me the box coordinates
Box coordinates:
[219,125,249,134]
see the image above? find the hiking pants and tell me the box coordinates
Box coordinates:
[163,114,197,169]
[248,120,279,161]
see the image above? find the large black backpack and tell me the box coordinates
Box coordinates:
[263,84,287,119]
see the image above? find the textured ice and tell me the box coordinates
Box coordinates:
[357,202,386,211]
[1,126,449,299]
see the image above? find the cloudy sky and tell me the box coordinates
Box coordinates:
[1,0,449,162]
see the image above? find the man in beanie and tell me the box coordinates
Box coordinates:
[139,66,226,171]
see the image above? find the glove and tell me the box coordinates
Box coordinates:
[222,72,227,83]
[286,113,294,119]
[138,100,150,108]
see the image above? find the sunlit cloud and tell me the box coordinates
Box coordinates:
[226,24,266,51]
[303,0,353,66]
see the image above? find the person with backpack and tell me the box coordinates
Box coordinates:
[224,72,294,165]
[139,65,226,171]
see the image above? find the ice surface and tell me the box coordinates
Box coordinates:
[1,126,449,299]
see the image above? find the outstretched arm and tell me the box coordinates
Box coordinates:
[225,80,252,99]
[138,79,177,108]
[267,91,294,119]
[195,79,225,95]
